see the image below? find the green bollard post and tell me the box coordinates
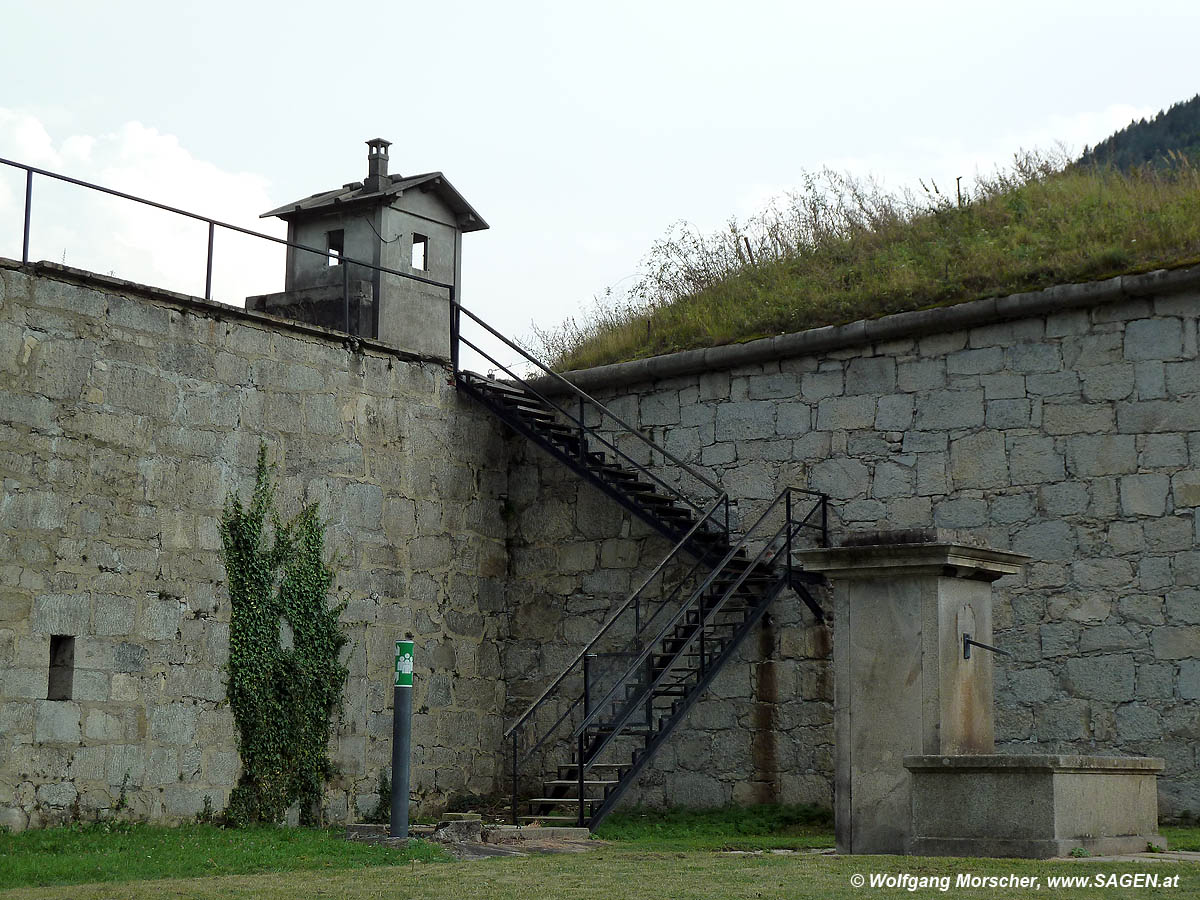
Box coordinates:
[391,637,414,838]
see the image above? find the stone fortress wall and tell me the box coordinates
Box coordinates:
[0,261,512,831]
[2,256,1198,829]
[552,269,1200,817]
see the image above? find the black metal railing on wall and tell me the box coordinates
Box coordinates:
[0,156,456,337]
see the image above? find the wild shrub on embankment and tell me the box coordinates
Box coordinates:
[534,152,1200,370]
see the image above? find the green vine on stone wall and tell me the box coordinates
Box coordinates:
[219,445,348,826]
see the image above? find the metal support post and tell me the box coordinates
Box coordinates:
[22,169,32,265]
[342,260,351,335]
[391,637,414,838]
[204,222,214,300]
[511,732,518,826]
[577,733,586,827]
[785,490,793,581]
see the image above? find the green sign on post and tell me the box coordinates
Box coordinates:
[394,639,414,688]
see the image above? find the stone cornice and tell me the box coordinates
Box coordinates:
[551,265,1200,393]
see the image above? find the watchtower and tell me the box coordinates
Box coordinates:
[250,139,488,360]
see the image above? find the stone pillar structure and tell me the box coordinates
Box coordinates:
[797,529,1029,855]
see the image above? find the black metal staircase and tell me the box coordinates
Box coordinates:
[450,304,830,829]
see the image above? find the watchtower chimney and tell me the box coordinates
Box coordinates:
[365,138,391,193]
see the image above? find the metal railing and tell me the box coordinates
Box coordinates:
[505,486,828,825]
[1,156,456,335]
[452,305,726,524]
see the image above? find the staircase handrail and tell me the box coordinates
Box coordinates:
[503,492,728,740]
[451,301,724,503]
[571,487,825,742]
[458,333,716,522]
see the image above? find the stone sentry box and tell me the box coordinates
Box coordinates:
[249,138,488,360]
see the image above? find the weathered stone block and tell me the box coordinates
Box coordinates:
[808,458,868,500]
[1141,434,1188,468]
[980,374,1026,402]
[950,431,1007,489]
[874,394,913,430]
[746,372,798,400]
[715,401,775,440]
[1042,402,1114,435]
[1080,362,1136,401]
[1180,660,1200,700]
[947,346,1003,375]
[914,390,984,429]
[1171,470,1200,508]
[149,704,198,745]
[990,492,1034,524]
[985,399,1032,429]
[34,701,81,743]
[1125,318,1183,361]
[31,593,90,634]
[1038,482,1088,517]
[1066,434,1136,476]
[933,498,987,528]
[845,357,896,394]
[1007,342,1062,373]
[870,461,914,499]
[1119,473,1170,517]
[775,401,811,435]
[800,371,843,400]
[1012,520,1076,561]
[1039,623,1078,657]
[815,395,875,431]
[1117,400,1194,433]
[1065,656,1135,701]
[1152,627,1200,660]
[897,359,944,391]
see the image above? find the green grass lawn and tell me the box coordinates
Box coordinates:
[1166,827,1200,852]
[1,813,1196,899]
[594,803,834,851]
[0,821,446,891]
[3,845,1199,900]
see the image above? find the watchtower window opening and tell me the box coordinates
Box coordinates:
[327,229,344,266]
[48,635,75,701]
[411,233,428,271]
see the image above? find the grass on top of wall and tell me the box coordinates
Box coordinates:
[0,821,448,890]
[533,153,1200,371]
[592,803,834,851]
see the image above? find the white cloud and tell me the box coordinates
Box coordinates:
[0,110,285,306]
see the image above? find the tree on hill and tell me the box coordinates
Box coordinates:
[1079,94,1200,170]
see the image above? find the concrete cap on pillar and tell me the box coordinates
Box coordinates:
[795,530,1031,582]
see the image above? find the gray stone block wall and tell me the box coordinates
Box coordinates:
[0,265,510,830]
[570,289,1199,818]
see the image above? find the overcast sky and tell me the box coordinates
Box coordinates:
[2,0,1197,371]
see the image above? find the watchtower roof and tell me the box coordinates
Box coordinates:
[262,170,489,232]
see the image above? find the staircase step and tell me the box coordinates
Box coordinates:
[518,815,582,823]
[543,779,619,788]
[587,724,653,736]
[527,797,602,806]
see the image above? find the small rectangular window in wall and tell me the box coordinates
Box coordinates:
[48,635,75,701]
[327,229,344,266]
[411,233,428,271]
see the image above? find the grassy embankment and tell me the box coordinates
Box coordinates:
[537,155,1200,371]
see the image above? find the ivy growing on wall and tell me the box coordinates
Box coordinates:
[219,445,348,826]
